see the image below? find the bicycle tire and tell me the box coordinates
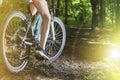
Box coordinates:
[45,17,66,61]
[2,11,29,72]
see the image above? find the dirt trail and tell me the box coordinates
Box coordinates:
[0,27,120,80]
[1,1,120,79]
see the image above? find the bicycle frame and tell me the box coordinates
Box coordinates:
[23,13,42,46]
[31,13,42,40]
[24,9,56,46]
[2,2,66,72]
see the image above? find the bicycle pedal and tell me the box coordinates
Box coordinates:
[35,55,46,61]
[35,47,50,60]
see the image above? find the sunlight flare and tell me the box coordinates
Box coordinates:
[110,48,120,59]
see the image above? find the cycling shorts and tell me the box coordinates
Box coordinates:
[33,0,44,2]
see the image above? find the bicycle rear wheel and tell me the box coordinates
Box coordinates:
[2,11,29,72]
[45,17,66,61]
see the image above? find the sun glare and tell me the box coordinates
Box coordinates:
[110,48,120,59]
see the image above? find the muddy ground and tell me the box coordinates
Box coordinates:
[1,1,120,79]
[0,27,120,80]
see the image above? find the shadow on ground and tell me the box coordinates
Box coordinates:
[1,27,120,80]
[1,1,120,80]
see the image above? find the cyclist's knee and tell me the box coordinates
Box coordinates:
[30,3,37,16]
[42,13,51,22]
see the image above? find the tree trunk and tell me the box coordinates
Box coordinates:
[90,0,99,30]
[65,0,68,25]
[47,0,50,7]
[56,0,60,16]
[51,0,56,14]
[115,0,120,29]
[99,0,105,28]
[52,0,54,8]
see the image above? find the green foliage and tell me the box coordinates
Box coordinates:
[1,0,119,28]
[59,0,92,26]
[57,0,120,28]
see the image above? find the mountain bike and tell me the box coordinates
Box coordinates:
[2,3,66,73]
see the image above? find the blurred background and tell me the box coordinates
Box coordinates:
[1,0,120,29]
[1,0,120,80]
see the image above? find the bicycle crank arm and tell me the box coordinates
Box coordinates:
[19,55,29,60]
[35,50,50,61]
[19,51,29,60]
[24,41,33,46]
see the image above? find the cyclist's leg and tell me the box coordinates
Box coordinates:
[32,0,51,50]
[29,3,37,16]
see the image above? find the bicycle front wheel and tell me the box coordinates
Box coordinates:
[45,17,66,61]
[2,11,29,72]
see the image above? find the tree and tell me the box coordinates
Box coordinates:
[115,0,120,28]
[65,0,68,25]
[99,0,105,28]
[56,0,60,16]
[90,0,99,30]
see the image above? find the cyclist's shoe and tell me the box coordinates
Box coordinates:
[35,53,45,60]
[35,47,49,60]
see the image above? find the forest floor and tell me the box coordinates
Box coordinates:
[1,27,120,80]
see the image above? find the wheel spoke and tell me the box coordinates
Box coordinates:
[3,11,28,72]
[45,17,66,61]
